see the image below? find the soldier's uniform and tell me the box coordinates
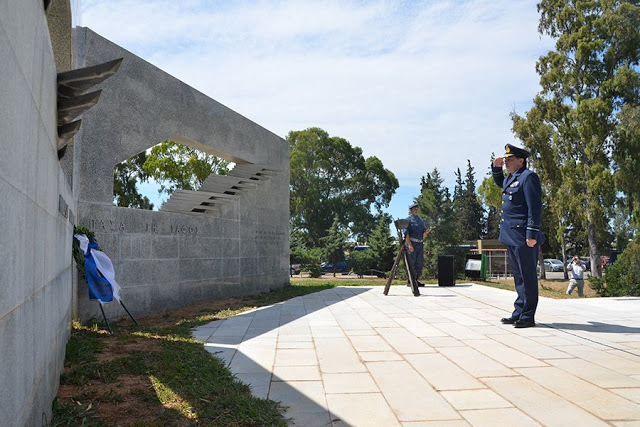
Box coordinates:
[405,203,426,281]
[492,144,545,326]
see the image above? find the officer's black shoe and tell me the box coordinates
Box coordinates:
[500,317,517,324]
[417,282,425,287]
[514,319,535,328]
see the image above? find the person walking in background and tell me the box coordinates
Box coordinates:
[492,144,545,328]
[566,256,587,296]
[405,203,433,287]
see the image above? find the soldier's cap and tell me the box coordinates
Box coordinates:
[409,202,419,210]
[503,143,530,159]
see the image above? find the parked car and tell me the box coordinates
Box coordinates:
[320,261,350,274]
[580,257,591,271]
[543,259,564,272]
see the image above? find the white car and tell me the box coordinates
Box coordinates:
[543,259,564,272]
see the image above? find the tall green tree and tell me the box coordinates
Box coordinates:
[415,168,457,278]
[511,0,640,277]
[367,215,398,272]
[477,171,503,240]
[613,104,640,236]
[142,140,230,197]
[453,160,485,241]
[113,152,154,209]
[288,127,398,247]
[321,216,349,277]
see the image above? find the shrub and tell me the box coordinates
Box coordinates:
[589,242,640,296]
[298,247,323,278]
[350,250,377,278]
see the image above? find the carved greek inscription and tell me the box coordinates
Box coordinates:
[86,218,196,235]
[255,229,285,244]
[170,224,198,235]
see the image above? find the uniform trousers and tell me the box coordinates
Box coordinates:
[407,241,424,279]
[507,244,539,322]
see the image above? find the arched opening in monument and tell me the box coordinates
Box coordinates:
[113,140,232,211]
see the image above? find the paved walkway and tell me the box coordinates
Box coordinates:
[192,284,640,426]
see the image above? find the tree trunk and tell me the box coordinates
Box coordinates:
[586,210,602,278]
[539,245,546,279]
[560,222,568,280]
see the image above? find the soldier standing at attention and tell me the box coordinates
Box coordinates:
[492,144,545,328]
[405,203,433,287]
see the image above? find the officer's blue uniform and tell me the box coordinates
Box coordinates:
[492,145,544,324]
[405,209,426,279]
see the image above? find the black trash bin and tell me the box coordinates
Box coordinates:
[438,255,455,286]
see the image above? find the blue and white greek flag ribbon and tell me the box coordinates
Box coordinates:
[74,234,121,303]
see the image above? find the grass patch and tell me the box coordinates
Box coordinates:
[52,280,346,426]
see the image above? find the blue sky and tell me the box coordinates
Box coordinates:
[80,0,554,221]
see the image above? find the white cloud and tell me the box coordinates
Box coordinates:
[80,0,554,219]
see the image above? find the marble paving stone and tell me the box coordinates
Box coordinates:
[272,365,321,381]
[490,332,573,360]
[274,348,318,366]
[516,366,640,420]
[323,372,379,393]
[440,389,512,410]
[343,328,377,336]
[203,345,236,366]
[431,323,488,340]
[402,421,471,426]
[420,336,464,348]
[434,310,489,326]
[276,333,312,342]
[459,408,539,426]
[609,388,640,404]
[376,327,436,354]
[348,334,393,352]
[546,357,640,388]
[268,380,328,412]
[366,361,460,421]
[393,317,450,338]
[436,346,517,378]
[315,337,366,373]
[464,339,548,368]
[276,340,314,349]
[359,351,403,362]
[233,373,271,399]
[308,326,345,338]
[554,345,640,376]
[326,393,400,427]
[482,375,610,425]
[405,354,485,391]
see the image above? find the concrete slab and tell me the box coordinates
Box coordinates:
[196,284,640,426]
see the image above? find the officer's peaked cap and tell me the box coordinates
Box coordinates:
[503,143,530,159]
[409,202,419,209]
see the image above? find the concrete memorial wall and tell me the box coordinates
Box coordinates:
[73,28,290,321]
[1,1,289,423]
[0,0,74,425]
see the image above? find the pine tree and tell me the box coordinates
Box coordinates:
[416,169,457,278]
[321,216,349,277]
[368,215,398,272]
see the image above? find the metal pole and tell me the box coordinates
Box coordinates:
[119,300,139,326]
[98,302,113,334]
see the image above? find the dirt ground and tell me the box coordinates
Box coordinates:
[55,296,259,426]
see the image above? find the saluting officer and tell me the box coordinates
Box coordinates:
[492,144,545,328]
